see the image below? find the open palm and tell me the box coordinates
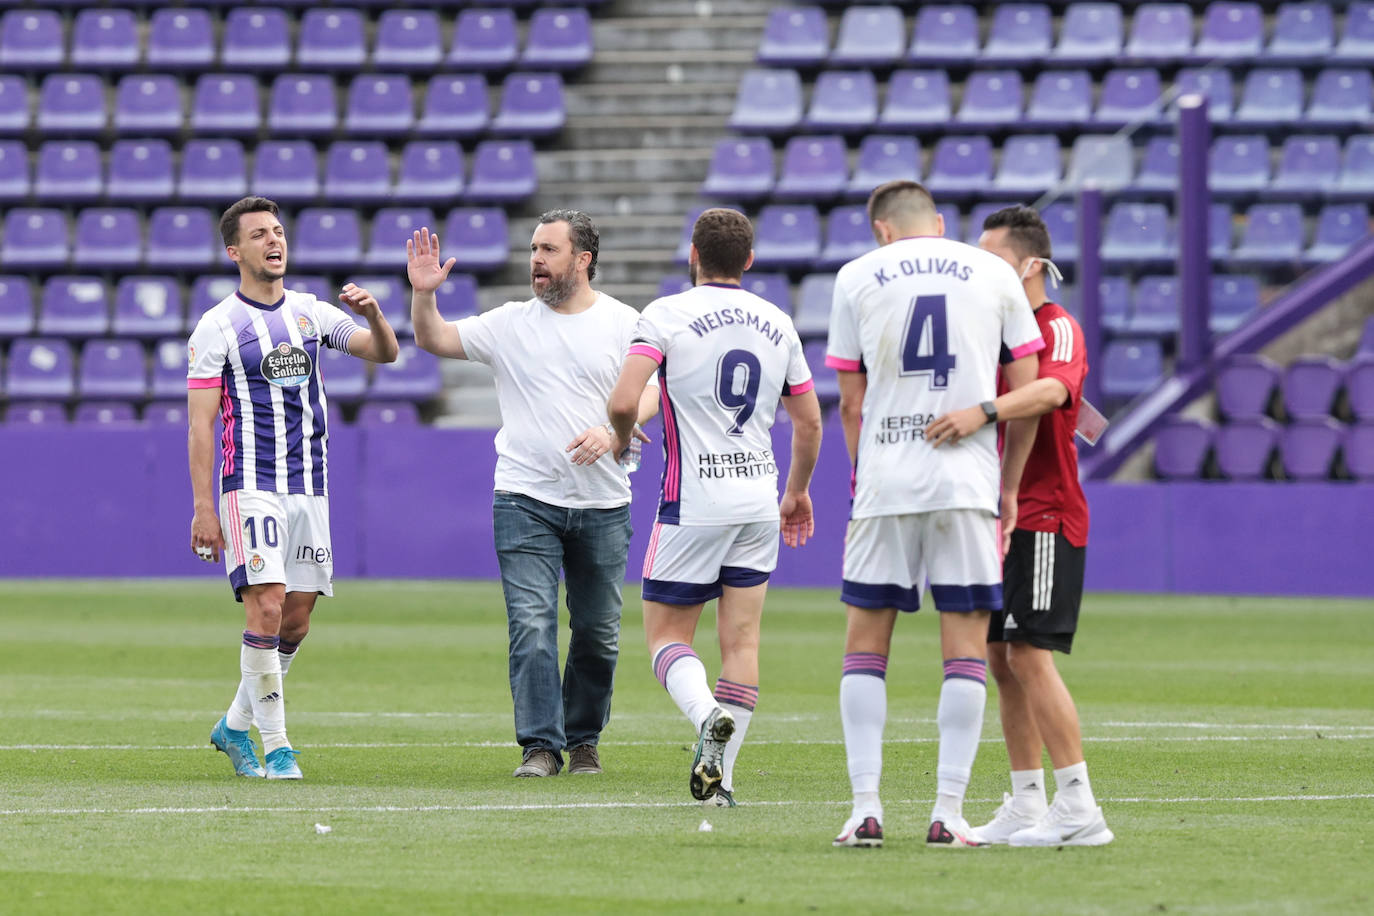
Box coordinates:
[407,227,456,294]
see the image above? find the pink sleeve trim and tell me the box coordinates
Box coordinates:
[628,344,664,364]
[1008,338,1046,360]
[187,378,222,389]
[786,378,815,396]
[825,355,862,372]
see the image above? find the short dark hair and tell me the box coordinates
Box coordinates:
[219,196,281,248]
[691,208,753,279]
[537,209,599,281]
[982,205,1053,260]
[866,179,937,228]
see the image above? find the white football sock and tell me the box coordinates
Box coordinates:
[716,704,753,792]
[1054,761,1096,810]
[1012,768,1048,811]
[932,661,987,822]
[653,643,716,731]
[840,671,887,817]
[241,639,288,754]
[227,639,301,731]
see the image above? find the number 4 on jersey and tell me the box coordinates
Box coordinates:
[901,294,956,389]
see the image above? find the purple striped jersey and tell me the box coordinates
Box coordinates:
[187,288,362,496]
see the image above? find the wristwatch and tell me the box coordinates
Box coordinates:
[980,400,998,425]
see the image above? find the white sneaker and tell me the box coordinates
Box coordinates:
[1009,797,1114,847]
[971,793,1047,845]
[926,815,988,848]
[832,814,883,848]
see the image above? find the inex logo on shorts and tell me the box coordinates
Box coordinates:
[260,341,312,387]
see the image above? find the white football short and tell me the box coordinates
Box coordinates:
[841,509,1002,613]
[641,520,779,606]
[220,490,334,600]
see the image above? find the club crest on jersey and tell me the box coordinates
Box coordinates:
[249,554,266,573]
[296,314,316,337]
[260,341,312,387]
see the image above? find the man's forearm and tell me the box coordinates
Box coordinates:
[1000,416,1039,498]
[410,290,443,351]
[993,377,1069,422]
[188,425,217,511]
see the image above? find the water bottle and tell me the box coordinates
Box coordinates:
[618,426,643,473]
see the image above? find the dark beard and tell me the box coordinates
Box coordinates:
[533,268,575,307]
[688,261,698,286]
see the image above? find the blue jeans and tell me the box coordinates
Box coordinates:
[493,491,631,765]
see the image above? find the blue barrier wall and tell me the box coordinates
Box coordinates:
[1,420,1370,597]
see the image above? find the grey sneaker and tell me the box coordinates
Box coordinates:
[513,748,560,777]
[566,744,602,775]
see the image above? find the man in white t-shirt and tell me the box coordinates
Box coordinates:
[607,208,823,807]
[825,181,1044,849]
[408,211,658,778]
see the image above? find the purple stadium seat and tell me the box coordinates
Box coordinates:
[318,345,367,403]
[1126,275,1180,336]
[702,137,774,200]
[1025,71,1091,128]
[297,9,366,71]
[751,205,822,270]
[418,74,489,137]
[1280,417,1344,480]
[936,202,961,241]
[775,135,847,201]
[1337,135,1374,196]
[1095,276,1131,332]
[112,276,182,339]
[0,75,28,133]
[364,208,433,269]
[291,275,334,307]
[957,71,1024,128]
[395,141,464,204]
[1209,274,1260,333]
[191,74,261,136]
[73,208,141,270]
[802,339,839,405]
[103,141,170,207]
[1173,68,1234,122]
[0,140,25,200]
[1102,203,1172,267]
[1346,357,1374,421]
[758,6,829,67]
[994,135,1062,194]
[491,72,566,138]
[72,9,138,69]
[187,277,240,331]
[1272,135,1341,198]
[849,135,920,199]
[435,273,480,321]
[983,4,1052,64]
[1306,203,1369,264]
[1209,135,1271,196]
[2,208,69,268]
[0,10,63,70]
[657,275,693,300]
[1067,134,1134,192]
[1101,338,1163,399]
[369,343,441,401]
[1234,69,1304,126]
[145,207,216,269]
[34,141,102,202]
[78,339,146,400]
[1282,355,1344,420]
[1216,354,1280,419]
[114,75,182,135]
[269,74,338,136]
[740,272,793,313]
[147,9,214,70]
[1054,2,1124,63]
[178,139,246,203]
[792,274,835,337]
[37,74,105,135]
[1343,421,1374,479]
[1211,202,1236,261]
[357,401,421,426]
[729,69,803,134]
[831,5,905,67]
[345,74,415,136]
[1335,1,1374,60]
[449,8,518,71]
[222,7,291,70]
[374,10,442,71]
[1153,416,1214,479]
[806,70,878,132]
[1307,69,1373,126]
[149,337,188,398]
[1232,203,1305,267]
[925,136,994,198]
[1095,69,1164,126]
[1215,417,1280,479]
[0,276,35,338]
[444,208,509,273]
[291,209,362,271]
[1043,202,1080,266]
[880,70,951,129]
[1125,3,1193,60]
[1193,2,1263,61]
[144,401,187,426]
[6,338,75,399]
[466,139,537,204]
[819,206,876,270]
[1269,2,1335,61]
[252,140,321,204]
[73,402,137,425]
[5,401,66,424]
[908,5,979,65]
[323,141,392,204]
[1133,137,1179,194]
[522,7,594,70]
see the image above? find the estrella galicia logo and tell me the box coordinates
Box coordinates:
[260,341,312,388]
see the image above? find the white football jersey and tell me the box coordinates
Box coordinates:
[825,236,1044,518]
[630,282,814,526]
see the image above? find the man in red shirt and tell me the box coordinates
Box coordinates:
[926,205,1113,847]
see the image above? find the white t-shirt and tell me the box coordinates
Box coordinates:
[630,282,813,526]
[825,236,1044,518]
[455,293,653,509]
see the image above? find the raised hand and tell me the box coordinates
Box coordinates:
[339,283,380,318]
[407,227,457,295]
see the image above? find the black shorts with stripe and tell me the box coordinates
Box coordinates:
[987,528,1086,654]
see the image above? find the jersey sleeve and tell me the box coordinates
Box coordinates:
[998,268,1045,364]
[311,298,364,352]
[781,322,814,396]
[186,315,229,389]
[1038,310,1087,409]
[627,301,670,365]
[453,307,504,366]
[824,272,863,372]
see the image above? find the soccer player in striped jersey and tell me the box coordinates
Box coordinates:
[826,182,1044,849]
[927,205,1113,846]
[188,196,399,780]
[607,208,823,807]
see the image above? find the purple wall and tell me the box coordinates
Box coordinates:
[1,422,1370,597]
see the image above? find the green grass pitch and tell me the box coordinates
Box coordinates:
[2,580,1371,914]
